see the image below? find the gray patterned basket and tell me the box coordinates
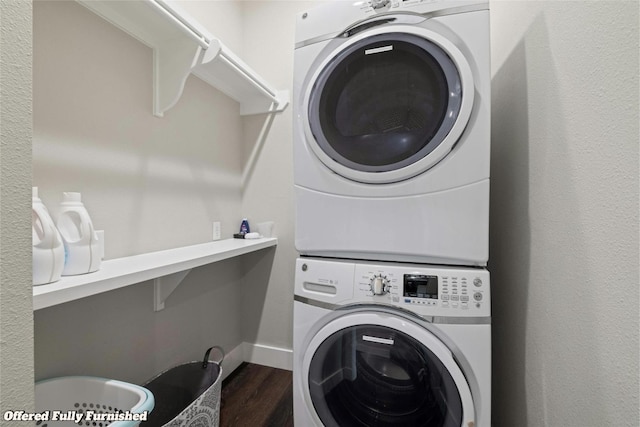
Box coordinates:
[142,347,224,427]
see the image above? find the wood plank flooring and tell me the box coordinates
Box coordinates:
[220,363,294,427]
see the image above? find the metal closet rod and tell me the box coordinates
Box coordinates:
[154,0,278,103]
[154,0,210,49]
[219,52,279,100]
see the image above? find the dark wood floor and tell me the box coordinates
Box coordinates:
[220,363,294,427]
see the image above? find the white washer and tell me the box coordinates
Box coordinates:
[293,0,491,266]
[293,257,491,427]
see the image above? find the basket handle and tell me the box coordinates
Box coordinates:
[202,346,225,369]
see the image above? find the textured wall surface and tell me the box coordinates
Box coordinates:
[0,0,34,418]
[490,1,639,425]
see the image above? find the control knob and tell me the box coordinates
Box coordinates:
[370,0,390,9]
[370,274,390,296]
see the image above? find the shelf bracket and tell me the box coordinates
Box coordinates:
[153,40,203,117]
[153,269,191,311]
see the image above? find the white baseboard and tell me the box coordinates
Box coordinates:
[242,342,292,371]
[221,342,293,380]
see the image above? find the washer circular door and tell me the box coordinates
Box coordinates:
[300,310,475,427]
[303,24,474,184]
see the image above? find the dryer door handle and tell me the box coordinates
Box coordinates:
[342,14,426,38]
[342,17,396,38]
[362,335,394,345]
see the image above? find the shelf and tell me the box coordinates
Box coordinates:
[33,237,277,311]
[193,40,289,116]
[76,0,288,117]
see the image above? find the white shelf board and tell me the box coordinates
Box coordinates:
[192,40,289,115]
[76,0,288,117]
[33,237,277,310]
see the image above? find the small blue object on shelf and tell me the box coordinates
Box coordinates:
[239,218,250,234]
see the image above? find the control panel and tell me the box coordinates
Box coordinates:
[404,274,439,304]
[353,263,490,316]
[295,258,490,317]
[405,273,488,310]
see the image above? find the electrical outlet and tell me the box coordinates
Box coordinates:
[212,222,221,241]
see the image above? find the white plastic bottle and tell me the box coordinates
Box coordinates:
[32,187,65,285]
[56,192,101,275]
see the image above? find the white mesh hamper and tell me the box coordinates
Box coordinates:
[35,376,154,427]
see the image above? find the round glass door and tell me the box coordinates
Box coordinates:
[302,311,475,427]
[304,28,474,183]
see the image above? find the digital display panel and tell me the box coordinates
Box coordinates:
[403,274,438,299]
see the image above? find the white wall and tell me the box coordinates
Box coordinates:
[32,0,251,384]
[238,0,320,364]
[490,1,639,425]
[33,0,244,257]
[0,0,34,416]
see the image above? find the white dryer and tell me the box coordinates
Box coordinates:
[293,257,491,427]
[293,0,491,266]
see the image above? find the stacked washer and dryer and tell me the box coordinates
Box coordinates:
[292,0,491,426]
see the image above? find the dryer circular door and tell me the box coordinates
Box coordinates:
[300,310,476,426]
[302,25,474,184]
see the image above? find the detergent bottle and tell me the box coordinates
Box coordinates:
[32,187,65,285]
[56,192,101,275]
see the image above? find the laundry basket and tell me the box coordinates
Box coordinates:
[35,376,155,427]
[142,346,224,427]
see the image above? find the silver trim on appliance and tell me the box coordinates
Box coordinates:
[365,45,394,55]
[295,3,488,49]
[362,335,395,345]
[295,295,338,311]
[294,295,491,325]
